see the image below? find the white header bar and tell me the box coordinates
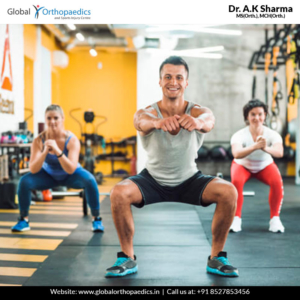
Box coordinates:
[0,0,298,24]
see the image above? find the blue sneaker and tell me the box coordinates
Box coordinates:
[11,218,30,232]
[207,251,239,277]
[92,217,104,232]
[105,252,138,277]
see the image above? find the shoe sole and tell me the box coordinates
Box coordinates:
[229,228,241,233]
[11,227,30,232]
[269,229,284,233]
[207,266,239,277]
[92,229,104,232]
[91,226,104,232]
[105,266,138,278]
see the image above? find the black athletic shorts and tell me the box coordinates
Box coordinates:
[128,168,216,208]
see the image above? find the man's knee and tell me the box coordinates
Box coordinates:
[110,181,141,207]
[111,184,127,203]
[204,179,237,206]
[221,183,238,206]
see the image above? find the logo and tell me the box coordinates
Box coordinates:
[0,24,15,114]
[1,25,13,92]
[33,5,44,19]
[7,8,31,15]
[7,5,91,19]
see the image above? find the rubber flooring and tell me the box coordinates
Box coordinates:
[0,177,300,293]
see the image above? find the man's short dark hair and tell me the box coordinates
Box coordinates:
[159,56,189,78]
[243,99,268,122]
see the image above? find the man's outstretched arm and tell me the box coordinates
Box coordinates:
[133,107,159,136]
[134,107,182,136]
[178,105,215,133]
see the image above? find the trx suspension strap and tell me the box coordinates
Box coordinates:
[269,46,283,134]
[287,39,299,105]
[286,36,300,144]
[252,65,257,99]
[286,35,295,104]
[284,35,293,145]
[264,52,271,105]
[271,46,282,116]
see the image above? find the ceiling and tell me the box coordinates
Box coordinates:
[43,24,275,53]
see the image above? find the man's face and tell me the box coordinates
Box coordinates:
[159,64,189,100]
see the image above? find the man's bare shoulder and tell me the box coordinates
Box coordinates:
[137,104,158,117]
[190,104,213,117]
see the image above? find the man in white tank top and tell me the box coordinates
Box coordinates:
[105,56,239,278]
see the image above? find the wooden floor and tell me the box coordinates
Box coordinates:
[0,177,120,286]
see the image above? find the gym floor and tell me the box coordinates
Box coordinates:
[0,176,300,290]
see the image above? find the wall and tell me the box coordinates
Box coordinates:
[136,25,291,176]
[0,25,24,134]
[22,25,138,176]
[32,26,53,136]
[182,26,289,176]
[23,24,36,133]
[24,56,34,132]
[23,25,62,135]
[0,24,52,139]
[57,49,137,175]
[3,24,293,179]
[182,26,287,142]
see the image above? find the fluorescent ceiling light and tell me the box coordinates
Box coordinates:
[65,43,76,51]
[194,28,242,35]
[89,49,97,57]
[146,25,196,32]
[159,37,178,50]
[76,32,85,41]
[67,24,76,30]
[146,32,194,39]
[132,36,145,49]
[174,49,222,58]
[146,25,242,36]
[144,48,223,59]
[192,46,224,52]
[175,50,222,58]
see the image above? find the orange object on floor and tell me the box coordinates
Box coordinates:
[42,190,52,201]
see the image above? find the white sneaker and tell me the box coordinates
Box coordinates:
[269,216,285,233]
[230,216,242,232]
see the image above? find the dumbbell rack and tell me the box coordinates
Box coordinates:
[0,155,9,182]
[0,143,32,178]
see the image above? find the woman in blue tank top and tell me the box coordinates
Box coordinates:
[11,104,104,233]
